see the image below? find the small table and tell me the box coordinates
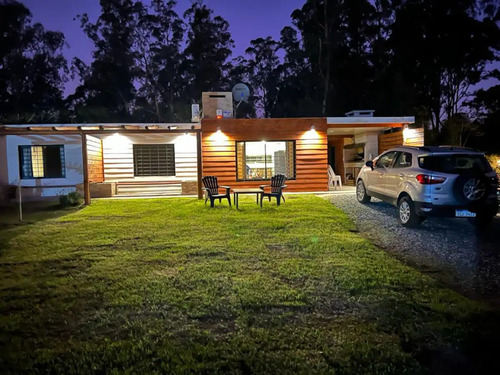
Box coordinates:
[233,188,263,209]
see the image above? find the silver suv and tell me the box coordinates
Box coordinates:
[356,146,499,227]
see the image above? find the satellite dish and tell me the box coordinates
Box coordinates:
[232,83,250,103]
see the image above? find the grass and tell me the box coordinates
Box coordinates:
[0,195,499,374]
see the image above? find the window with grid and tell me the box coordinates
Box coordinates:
[236,141,295,181]
[133,144,175,177]
[19,145,65,179]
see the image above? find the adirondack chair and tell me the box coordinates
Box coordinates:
[202,176,231,208]
[260,174,287,206]
[328,165,342,190]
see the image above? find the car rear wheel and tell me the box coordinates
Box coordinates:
[356,180,371,203]
[398,196,423,227]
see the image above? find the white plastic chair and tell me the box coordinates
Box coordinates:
[328,166,342,190]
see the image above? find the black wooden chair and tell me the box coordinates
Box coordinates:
[260,174,287,206]
[202,176,231,208]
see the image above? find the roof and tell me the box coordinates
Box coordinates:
[0,123,201,135]
[327,116,415,125]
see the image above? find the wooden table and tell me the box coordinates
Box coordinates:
[232,188,263,209]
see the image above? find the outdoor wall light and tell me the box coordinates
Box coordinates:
[311,125,316,130]
[216,126,221,132]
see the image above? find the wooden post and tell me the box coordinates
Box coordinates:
[196,131,203,199]
[18,179,22,222]
[81,133,91,205]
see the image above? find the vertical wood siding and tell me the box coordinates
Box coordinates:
[86,135,104,183]
[201,118,328,192]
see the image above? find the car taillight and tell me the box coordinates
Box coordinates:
[416,174,446,184]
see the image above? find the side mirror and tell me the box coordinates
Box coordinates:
[366,160,374,170]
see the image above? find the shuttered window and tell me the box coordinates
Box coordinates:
[133,144,175,177]
[19,145,65,179]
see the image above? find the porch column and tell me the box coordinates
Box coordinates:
[196,131,203,199]
[81,132,91,205]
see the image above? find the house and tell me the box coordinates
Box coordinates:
[0,108,418,204]
[0,124,202,203]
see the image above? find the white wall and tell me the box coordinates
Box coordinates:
[101,133,198,182]
[355,131,379,161]
[4,134,83,197]
[0,136,8,185]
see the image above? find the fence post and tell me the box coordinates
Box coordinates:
[17,180,22,222]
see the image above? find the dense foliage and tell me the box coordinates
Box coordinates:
[0,0,499,150]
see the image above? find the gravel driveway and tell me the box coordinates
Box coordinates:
[322,189,500,306]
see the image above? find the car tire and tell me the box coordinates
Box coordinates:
[398,196,423,227]
[356,180,371,203]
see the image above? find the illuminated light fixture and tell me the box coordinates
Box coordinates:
[216,109,223,119]
[311,125,316,130]
[216,126,221,133]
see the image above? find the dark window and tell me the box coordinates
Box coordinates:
[19,145,65,179]
[418,154,492,174]
[393,152,413,168]
[375,151,398,168]
[236,141,295,180]
[133,144,175,177]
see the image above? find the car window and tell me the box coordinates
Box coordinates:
[393,152,412,168]
[418,154,493,174]
[375,151,398,168]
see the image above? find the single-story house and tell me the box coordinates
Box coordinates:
[0,113,418,204]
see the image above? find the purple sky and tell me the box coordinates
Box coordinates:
[21,0,305,96]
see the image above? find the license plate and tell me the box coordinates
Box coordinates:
[455,209,476,218]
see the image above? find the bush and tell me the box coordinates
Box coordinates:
[486,154,500,175]
[59,191,81,207]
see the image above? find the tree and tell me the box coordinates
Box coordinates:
[70,0,138,122]
[291,0,379,116]
[389,0,500,131]
[0,0,68,123]
[244,37,280,118]
[132,0,185,122]
[271,26,319,117]
[183,0,234,103]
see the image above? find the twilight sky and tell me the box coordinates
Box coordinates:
[21,0,306,96]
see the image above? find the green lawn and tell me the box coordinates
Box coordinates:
[0,195,499,374]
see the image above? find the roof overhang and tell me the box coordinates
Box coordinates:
[0,123,201,135]
[326,116,415,136]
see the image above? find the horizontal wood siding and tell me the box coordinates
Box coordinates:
[378,131,403,154]
[101,133,197,183]
[86,135,104,183]
[404,128,424,146]
[201,118,328,192]
[378,128,424,154]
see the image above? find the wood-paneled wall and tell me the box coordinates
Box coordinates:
[101,133,198,182]
[378,128,424,154]
[201,118,328,192]
[87,135,104,183]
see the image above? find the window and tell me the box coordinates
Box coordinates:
[133,144,175,177]
[236,141,295,180]
[19,145,65,179]
[418,154,492,174]
[375,151,398,168]
[393,152,413,168]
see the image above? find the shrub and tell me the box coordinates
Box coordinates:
[486,154,500,175]
[59,191,81,207]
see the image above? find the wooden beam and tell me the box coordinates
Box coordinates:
[81,133,91,205]
[196,131,203,199]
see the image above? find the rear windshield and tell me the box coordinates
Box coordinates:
[418,154,493,174]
